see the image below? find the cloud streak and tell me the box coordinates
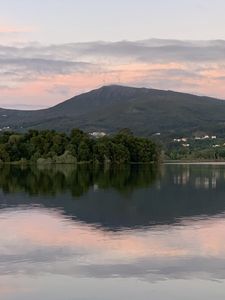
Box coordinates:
[0,25,31,34]
[1,39,225,108]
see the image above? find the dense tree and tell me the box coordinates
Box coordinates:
[0,129,160,164]
[93,140,111,163]
[78,141,91,162]
[0,145,10,162]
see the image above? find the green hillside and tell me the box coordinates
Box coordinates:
[1,85,225,137]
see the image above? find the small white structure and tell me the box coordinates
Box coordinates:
[213,144,220,148]
[90,132,106,138]
[181,138,188,142]
[202,135,210,140]
[174,137,188,143]
[182,143,190,148]
[211,136,217,139]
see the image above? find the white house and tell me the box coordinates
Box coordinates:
[90,132,107,138]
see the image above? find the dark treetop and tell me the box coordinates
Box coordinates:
[0,128,160,164]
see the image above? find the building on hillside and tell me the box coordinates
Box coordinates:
[90,132,107,138]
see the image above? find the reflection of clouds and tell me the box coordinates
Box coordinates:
[75,257,225,282]
[0,208,225,282]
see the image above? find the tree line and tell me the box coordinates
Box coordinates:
[0,129,160,164]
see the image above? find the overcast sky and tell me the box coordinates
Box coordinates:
[1,0,225,108]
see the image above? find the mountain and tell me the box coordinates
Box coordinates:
[1,85,225,137]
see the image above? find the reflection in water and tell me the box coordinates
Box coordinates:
[0,164,158,197]
[1,164,225,300]
[171,164,224,189]
[1,164,225,229]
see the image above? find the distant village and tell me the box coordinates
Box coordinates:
[172,135,224,148]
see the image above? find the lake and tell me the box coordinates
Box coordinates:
[1,163,225,299]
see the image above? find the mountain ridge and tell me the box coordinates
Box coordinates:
[1,85,225,137]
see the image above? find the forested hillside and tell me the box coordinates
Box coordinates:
[0,85,225,137]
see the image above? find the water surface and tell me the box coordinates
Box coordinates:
[1,164,225,299]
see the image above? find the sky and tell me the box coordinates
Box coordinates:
[1,0,225,109]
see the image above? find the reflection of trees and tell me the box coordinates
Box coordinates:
[2,164,225,230]
[95,165,159,195]
[0,164,159,197]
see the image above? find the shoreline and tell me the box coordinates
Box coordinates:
[0,161,158,166]
[1,159,225,166]
[164,160,225,165]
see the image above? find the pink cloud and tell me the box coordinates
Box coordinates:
[0,24,33,34]
[1,40,225,107]
[3,63,225,108]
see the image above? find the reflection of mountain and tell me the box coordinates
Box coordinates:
[2,207,225,286]
[1,164,225,230]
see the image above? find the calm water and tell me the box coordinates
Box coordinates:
[1,164,225,299]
